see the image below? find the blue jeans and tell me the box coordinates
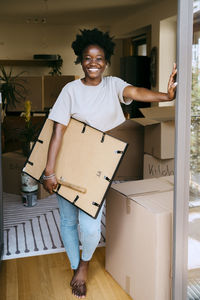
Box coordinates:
[57,194,104,270]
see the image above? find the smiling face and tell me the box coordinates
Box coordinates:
[81,45,107,85]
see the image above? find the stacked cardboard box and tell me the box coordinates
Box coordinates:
[3,115,46,153]
[106,176,174,300]
[2,151,49,199]
[7,75,78,112]
[106,120,144,181]
[7,76,43,112]
[143,153,174,178]
[132,106,175,179]
[42,75,79,109]
[2,151,26,195]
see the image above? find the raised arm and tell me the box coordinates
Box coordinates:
[123,63,177,103]
[43,122,67,194]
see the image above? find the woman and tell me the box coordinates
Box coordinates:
[43,28,177,299]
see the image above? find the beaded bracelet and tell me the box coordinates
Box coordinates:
[43,173,55,180]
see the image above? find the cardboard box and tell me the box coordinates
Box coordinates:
[143,153,174,179]
[7,75,78,112]
[2,151,26,194]
[106,177,173,300]
[133,106,175,159]
[42,75,78,109]
[106,120,144,180]
[2,151,49,199]
[3,115,46,153]
[7,76,43,112]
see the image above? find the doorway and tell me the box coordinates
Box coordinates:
[121,26,151,118]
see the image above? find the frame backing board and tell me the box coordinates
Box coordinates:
[23,118,128,218]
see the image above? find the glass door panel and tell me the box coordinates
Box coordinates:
[188,1,200,299]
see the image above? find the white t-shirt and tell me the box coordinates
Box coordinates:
[48,76,133,132]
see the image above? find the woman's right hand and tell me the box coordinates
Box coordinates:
[43,175,58,194]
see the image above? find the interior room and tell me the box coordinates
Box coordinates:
[0,0,199,299]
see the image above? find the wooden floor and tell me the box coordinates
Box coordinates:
[0,247,132,300]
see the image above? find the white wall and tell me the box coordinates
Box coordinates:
[0,0,177,82]
[0,24,85,77]
[159,16,177,106]
[0,23,122,78]
[110,0,177,91]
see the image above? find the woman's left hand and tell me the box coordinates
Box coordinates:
[167,63,177,100]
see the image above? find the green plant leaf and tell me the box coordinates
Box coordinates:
[0,65,27,108]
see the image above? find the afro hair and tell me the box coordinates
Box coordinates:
[71,28,115,65]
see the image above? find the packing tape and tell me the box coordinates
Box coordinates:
[127,188,173,198]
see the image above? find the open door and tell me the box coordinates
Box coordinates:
[173,0,193,299]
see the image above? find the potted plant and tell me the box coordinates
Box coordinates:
[20,100,41,157]
[20,100,41,206]
[48,55,63,76]
[0,65,27,121]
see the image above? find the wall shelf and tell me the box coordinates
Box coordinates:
[0,59,59,66]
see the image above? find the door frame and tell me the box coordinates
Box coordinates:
[173,0,193,299]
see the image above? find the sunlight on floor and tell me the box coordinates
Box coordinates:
[188,207,200,270]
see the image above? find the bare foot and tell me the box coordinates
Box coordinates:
[70,259,89,298]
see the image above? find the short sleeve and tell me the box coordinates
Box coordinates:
[113,77,133,105]
[48,85,72,126]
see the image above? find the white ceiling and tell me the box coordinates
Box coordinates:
[0,0,160,26]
